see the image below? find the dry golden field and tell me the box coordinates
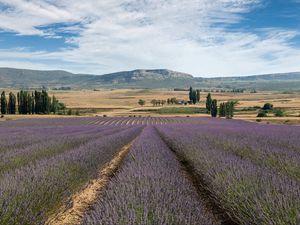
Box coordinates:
[53,89,300,124]
[1,88,300,124]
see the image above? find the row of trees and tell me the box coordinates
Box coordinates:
[139,87,201,107]
[205,93,235,118]
[151,99,167,106]
[0,90,65,115]
[137,91,235,119]
[219,102,235,118]
[167,98,179,105]
[189,87,200,104]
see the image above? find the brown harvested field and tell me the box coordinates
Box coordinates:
[49,89,300,107]
[52,89,300,111]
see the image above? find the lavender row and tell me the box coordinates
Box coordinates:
[156,123,300,225]
[0,124,117,151]
[82,126,218,225]
[0,125,143,225]
[164,122,300,181]
[0,116,206,128]
[0,125,133,175]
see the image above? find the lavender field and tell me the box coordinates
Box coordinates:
[0,117,299,225]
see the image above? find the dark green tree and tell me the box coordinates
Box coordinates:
[31,92,35,114]
[211,99,218,117]
[1,91,7,114]
[196,90,200,103]
[262,103,273,111]
[41,90,51,114]
[27,92,33,114]
[34,90,42,114]
[257,111,267,117]
[17,92,20,113]
[18,90,29,114]
[229,101,234,118]
[8,92,16,114]
[191,90,197,104]
[224,101,235,119]
[189,86,193,102]
[138,99,146,107]
[51,95,59,114]
[219,103,226,117]
[151,99,156,107]
[206,93,212,113]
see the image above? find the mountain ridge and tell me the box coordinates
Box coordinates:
[0,67,299,90]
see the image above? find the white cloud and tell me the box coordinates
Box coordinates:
[0,0,299,76]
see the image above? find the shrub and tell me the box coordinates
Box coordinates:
[257,111,267,117]
[138,99,146,107]
[273,109,285,117]
[262,103,273,111]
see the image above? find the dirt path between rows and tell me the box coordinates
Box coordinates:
[45,141,134,225]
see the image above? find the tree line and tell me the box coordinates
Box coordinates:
[205,92,235,119]
[189,87,200,104]
[0,90,65,115]
[151,99,167,106]
[136,87,235,119]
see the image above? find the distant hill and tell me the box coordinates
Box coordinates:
[0,67,300,90]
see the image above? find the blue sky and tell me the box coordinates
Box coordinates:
[0,0,299,77]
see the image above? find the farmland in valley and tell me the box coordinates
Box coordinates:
[1,89,300,125]
[0,117,299,225]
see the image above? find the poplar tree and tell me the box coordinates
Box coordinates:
[191,90,197,104]
[34,90,41,114]
[229,101,235,119]
[189,86,193,102]
[222,101,235,119]
[27,93,33,114]
[51,95,59,114]
[31,92,35,114]
[19,90,29,114]
[1,91,7,114]
[206,93,212,113]
[219,103,226,117]
[211,99,218,117]
[8,92,16,114]
[196,90,200,103]
[17,92,20,113]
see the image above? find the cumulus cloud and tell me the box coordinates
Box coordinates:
[0,0,299,76]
